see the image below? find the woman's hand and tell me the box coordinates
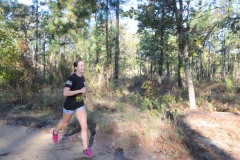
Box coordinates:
[80,87,86,93]
[86,88,92,93]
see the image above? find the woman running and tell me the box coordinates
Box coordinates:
[52,60,93,158]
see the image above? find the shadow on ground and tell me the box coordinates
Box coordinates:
[177,112,235,160]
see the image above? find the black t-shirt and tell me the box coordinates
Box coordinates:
[63,73,85,110]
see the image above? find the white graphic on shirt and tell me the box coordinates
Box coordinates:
[66,80,72,86]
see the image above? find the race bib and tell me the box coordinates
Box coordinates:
[75,93,83,102]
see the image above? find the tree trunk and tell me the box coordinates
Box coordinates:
[184,45,197,110]
[234,54,240,82]
[150,60,153,81]
[95,13,99,65]
[208,47,212,81]
[34,0,39,78]
[178,42,183,88]
[106,0,109,64]
[104,0,109,83]
[158,1,165,85]
[114,0,120,80]
[166,46,170,79]
[174,0,196,109]
[197,50,201,82]
[173,0,184,88]
[222,34,226,81]
[139,49,142,77]
[43,32,46,81]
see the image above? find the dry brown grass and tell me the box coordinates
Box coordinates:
[119,113,189,158]
[86,77,240,159]
[194,81,240,114]
[91,103,190,159]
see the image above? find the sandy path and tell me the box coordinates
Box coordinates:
[0,121,113,160]
[0,119,156,160]
[181,111,240,160]
[2,111,239,160]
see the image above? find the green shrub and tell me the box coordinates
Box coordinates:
[235,85,240,93]
[140,97,168,116]
[116,102,125,112]
[225,75,234,91]
[34,88,64,110]
[128,92,142,107]
[141,97,153,111]
[160,93,175,105]
[0,92,15,111]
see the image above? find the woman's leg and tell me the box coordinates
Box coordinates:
[52,110,73,144]
[54,112,73,134]
[75,107,88,150]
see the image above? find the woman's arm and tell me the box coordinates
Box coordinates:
[63,87,86,97]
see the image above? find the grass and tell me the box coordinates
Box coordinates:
[83,83,191,158]
[194,81,240,113]
[85,78,240,159]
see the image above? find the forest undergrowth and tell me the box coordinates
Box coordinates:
[0,76,240,159]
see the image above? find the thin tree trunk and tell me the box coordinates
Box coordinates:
[173,0,184,87]
[139,49,142,77]
[235,54,240,82]
[178,48,183,87]
[34,0,39,78]
[104,0,109,84]
[114,0,120,80]
[95,13,99,65]
[106,0,109,64]
[222,36,226,81]
[200,53,203,81]
[206,51,210,80]
[150,60,153,81]
[108,14,113,80]
[158,1,165,85]
[208,46,212,81]
[43,32,46,81]
[166,45,170,79]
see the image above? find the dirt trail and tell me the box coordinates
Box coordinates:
[0,120,115,160]
[0,111,240,160]
[0,119,152,160]
[181,111,240,160]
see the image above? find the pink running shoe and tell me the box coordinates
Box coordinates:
[83,148,94,158]
[52,130,58,144]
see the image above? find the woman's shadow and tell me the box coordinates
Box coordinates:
[87,119,96,148]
